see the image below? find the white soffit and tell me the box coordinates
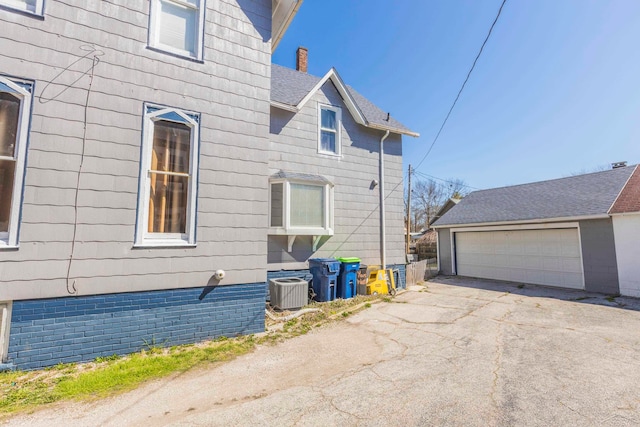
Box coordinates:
[272,0,303,52]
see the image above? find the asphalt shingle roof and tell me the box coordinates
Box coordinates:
[271,64,415,135]
[432,165,636,227]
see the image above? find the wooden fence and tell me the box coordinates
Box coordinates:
[406,258,438,285]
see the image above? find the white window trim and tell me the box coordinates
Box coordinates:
[135,103,200,248]
[268,178,334,237]
[148,0,206,61]
[0,0,44,16]
[0,302,12,363]
[317,104,342,156]
[0,76,32,249]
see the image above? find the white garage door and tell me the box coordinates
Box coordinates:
[455,228,584,289]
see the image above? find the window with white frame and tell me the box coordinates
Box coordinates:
[269,174,334,236]
[135,104,200,246]
[318,105,341,155]
[0,0,43,15]
[0,76,32,248]
[149,0,205,60]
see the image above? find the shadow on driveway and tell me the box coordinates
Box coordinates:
[430,275,640,313]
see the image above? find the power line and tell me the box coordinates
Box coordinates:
[413,0,508,173]
[412,170,481,191]
[331,0,507,254]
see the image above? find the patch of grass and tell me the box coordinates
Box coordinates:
[1,293,385,417]
[94,354,120,364]
[605,296,617,303]
[574,296,590,301]
[0,336,256,416]
[517,284,525,289]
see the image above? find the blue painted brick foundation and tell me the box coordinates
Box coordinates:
[266,263,407,300]
[7,283,265,370]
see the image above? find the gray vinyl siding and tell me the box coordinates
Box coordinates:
[579,218,620,294]
[0,0,272,300]
[268,81,405,269]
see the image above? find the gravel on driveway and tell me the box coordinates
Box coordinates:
[5,276,640,426]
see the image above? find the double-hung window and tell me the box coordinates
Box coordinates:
[318,105,341,156]
[269,172,334,237]
[0,0,43,15]
[0,76,32,248]
[136,104,200,247]
[149,0,205,60]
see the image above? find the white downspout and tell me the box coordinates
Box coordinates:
[379,129,390,270]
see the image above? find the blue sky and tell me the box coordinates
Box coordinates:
[273,0,640,191]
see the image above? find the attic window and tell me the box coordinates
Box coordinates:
[318,105,341,156]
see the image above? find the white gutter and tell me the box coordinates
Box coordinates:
[367,122,420,138]
[431,214,611,229]
[379,129,390,269]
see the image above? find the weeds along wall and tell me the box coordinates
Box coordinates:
[7,283,265,370]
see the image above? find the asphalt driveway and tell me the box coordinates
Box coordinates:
[5,277,640,426]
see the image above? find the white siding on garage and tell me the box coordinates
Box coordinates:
[455,228,584,289]
[612,214,640,297]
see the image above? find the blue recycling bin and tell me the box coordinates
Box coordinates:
[309,258,340,302]
[337,257,361,299]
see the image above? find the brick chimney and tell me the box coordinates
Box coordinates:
[296,46,308,73]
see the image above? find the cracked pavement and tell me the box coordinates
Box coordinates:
[5,277,640,426]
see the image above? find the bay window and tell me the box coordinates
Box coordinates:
[269,172,334,252]
[0,76,32,248]
[135,104,200,247]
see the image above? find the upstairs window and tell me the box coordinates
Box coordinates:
[318,105,341,156]
[135,104,200,247]
[0,0,43,15]
[149,0,205,60]
[0,76,32,248]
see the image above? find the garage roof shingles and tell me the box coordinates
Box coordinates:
[610,166,640,214]
[433,165,637,227]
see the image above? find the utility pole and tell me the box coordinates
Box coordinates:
[406,164,412,256]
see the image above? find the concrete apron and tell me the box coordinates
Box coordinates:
[6,277,640,426]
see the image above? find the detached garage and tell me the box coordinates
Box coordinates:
[433,164,639,295]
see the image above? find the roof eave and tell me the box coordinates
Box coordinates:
[431,213,611,229]
[367,122,420,138]
[271,0,303,53]
[293,68,368,126]
[270,100,298,112]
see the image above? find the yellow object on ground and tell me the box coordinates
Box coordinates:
[366,269,397,296]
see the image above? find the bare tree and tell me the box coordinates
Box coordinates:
[409,177,470,231]
[568,164,611,176]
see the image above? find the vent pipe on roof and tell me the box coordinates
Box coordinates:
[296,46,308,73]
[612,161,627,169]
